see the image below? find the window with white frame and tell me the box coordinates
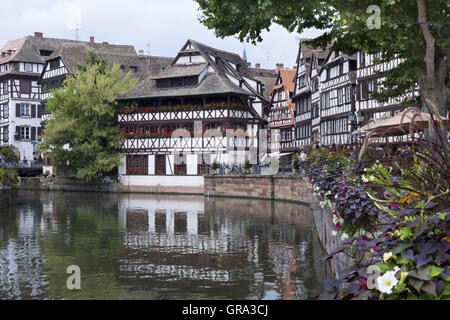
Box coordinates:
[20,104,30,117]
[338,88,344,105]
[20,126,30,140]
[329,65,340,78]
[346,86,351,103]
[2,82,8,94]
[25,63,32,72]
[368,80,376,98]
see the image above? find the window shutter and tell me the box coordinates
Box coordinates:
[15,126,20,140]
[31,127,36,140]
[16,104,20,117]
[37,127,42,137]
[37,105,42,118]
[31,104,36,118]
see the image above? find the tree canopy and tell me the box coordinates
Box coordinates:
[195,0,449,115]
[39,51,138,181]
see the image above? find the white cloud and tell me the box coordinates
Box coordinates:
[0,0,323,69]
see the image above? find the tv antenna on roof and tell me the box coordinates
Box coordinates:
[146,43,151,66]
[266,51,271,67]
[66,5,81,41]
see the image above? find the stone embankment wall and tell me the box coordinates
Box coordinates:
[22,176,204,194]
[0,187,13,208]
[21,177,123,193]
[310,202,353,281]
[204,174,314,204]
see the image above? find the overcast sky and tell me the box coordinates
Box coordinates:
[0,0,323,69]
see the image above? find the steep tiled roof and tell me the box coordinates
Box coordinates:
[117,72,252,100]
[42,42,171,82]
[151,63,207,79]
[271,68,296,94]
[118,39,268,103]
[0,35,137,65]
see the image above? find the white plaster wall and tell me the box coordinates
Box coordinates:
[148,155,155,175]
[119,155,126,175]
[120,175,204,187]
[187,154,197,175]
[9,99,42,161]
[166,154,174,175]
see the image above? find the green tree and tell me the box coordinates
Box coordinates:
[195,0,449,116]
[39,51,138,181]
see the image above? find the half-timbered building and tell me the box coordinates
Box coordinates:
[115,39,269,190]
[356,52,418,125]
[0,34,47,161]
[35,38,172,176]
[308,50,329,144]
[268,68,296,153]
[318,50,358,146]
[291,40,317,149]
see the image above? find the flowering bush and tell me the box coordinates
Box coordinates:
[119,102,248,114]
[241,159,250,174]
[126,168,148,175]
[0,167,20,188]
[175,168,186,175]
[313,109,450,300]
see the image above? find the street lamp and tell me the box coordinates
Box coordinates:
[356,110,364,124]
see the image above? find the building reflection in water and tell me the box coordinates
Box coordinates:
[118,194,322,300]
[0,191,328,300]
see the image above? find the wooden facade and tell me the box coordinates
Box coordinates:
[269,68,296,153]
[116,40,268,176]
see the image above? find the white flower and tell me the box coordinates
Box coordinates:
[368,175,375,182]
[376,270,399,294]
[340,233,349,241]
[362,175,369,183]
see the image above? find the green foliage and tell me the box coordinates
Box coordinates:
[0,167,20,188]
[0,146,18,164]
[38,51,138,181]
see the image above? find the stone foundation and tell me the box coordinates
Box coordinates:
[311,202,353,281]
[204,174,314,204]
[0,187,13,208]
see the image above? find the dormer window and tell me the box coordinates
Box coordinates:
[156,76,198,89]
[130,66,138,73]
[49,59,59,70]
[40,50,53,57]
[25,63,32,72]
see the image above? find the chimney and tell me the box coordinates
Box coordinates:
[90,36,95,47]
[138,49,145,56]
[293,65,297,70]
[246,61,251,67]
[34,32,43,38]
[280,63,284,68]
[102,41,109,45]
[255,63,260,69]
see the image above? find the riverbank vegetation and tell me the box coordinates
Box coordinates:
[0,146,20,189]
[303,109,449,300]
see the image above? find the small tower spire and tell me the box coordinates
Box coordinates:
[242,47,248,63]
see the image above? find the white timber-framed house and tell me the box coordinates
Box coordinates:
[268,68,296,153]
[0,33,51,162]
[318,50,358,146]
[115,39,269,191]
[356,51,419,125]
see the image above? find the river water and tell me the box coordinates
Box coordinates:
[0,190,330,300]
